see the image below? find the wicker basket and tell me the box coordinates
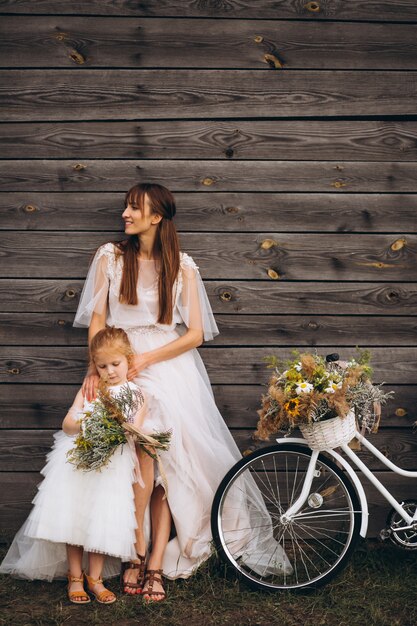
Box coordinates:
[299,411,356,451]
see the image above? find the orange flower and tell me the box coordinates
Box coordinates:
[284,397,301,417]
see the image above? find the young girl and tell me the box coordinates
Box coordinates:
[0,326,158,604]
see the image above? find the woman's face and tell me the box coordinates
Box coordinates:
[122,193,162,235]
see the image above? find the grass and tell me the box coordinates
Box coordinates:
[0,540,416,626]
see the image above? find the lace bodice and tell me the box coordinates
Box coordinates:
[73,243,218,341]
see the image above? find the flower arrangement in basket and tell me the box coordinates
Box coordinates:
[67,381,171,472]
[255,350,393,449]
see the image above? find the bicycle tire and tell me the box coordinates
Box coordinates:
[211,443,361,591]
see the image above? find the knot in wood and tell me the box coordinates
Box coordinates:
[254,36,264,44]
[220,291,232,302]
[263,53,283,69]
[73,163,86,171]
[307,321,319,330]
[224,147,234,158]
[390,237,406,251]
[395,408,407,417]
[57,319,66,326]
[332,181,346,189]
[226,206,239,214]
[386,290,399,302]
[69,49,86,65]
[261,239,277,250]
[267,268,280,280]
[202,177,215,186]
[24,204,37,213]
[305,1,320,12]
[65,289,76,299]
[8,368,20,375]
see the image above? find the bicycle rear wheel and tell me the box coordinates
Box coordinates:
[211,444,361,590]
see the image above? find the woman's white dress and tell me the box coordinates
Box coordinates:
[71,243,292,580]
[0,382,146,581]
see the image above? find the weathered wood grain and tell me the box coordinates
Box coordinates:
[1,384,414,430]
[3,121,417,161]
[3,18,417,70]
[1,347,416,384]
[1,280,415,315]
[2,71,417,121]
[1,1,417,21]
[1,233,415,280]
[3,160,417,193]
[1,313,416,348]
[1,470,411,536]
[2,192,417,232]
[1,428,415,472]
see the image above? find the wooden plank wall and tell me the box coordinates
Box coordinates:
[0,1,416,538]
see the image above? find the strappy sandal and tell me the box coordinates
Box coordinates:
[142,568,166,602]
[84,573,117,604]
[67,571,91,604]
[120,553,147,595]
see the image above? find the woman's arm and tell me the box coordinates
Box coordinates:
[127,328,203,379]
[82,309,107,401]
[62,388,85,435]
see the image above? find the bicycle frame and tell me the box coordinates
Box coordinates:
[276,430,417,538]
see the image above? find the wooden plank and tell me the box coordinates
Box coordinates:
[1,1,417,21]
[2,192,417,232]
[3,121,417,161]
[1,233,416,280]
[2,18,417,70]
[3,160,417,193]
[0,347,416,384]
[0,429,415,473]
[2,71,417,121]
[1,313,417,348]
[1,384,413,430]
[1,280,416,315]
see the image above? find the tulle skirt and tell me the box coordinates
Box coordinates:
[127,326,292,580]
[0,432,138,581]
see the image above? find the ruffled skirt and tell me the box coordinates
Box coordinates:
[0,432,138,581]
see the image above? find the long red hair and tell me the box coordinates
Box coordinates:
[114,183,180,325]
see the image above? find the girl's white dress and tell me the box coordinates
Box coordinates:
[70,243,291,580]
[0,381,148,581]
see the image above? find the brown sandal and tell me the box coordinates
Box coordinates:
[120,553,147,594]
[142,568,166,602]
[67,571,91,604]
[84,573,116,604]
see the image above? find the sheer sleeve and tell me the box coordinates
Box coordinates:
[73,243,111,328]
[176,253,219,342]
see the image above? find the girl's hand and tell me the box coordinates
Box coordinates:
[127,353,151,380]
[82,367,100,402]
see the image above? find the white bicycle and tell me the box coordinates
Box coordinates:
[211,410,417,591]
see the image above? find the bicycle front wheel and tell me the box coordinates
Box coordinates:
[211,444,361,590]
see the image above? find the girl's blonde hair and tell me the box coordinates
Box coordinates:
[89,326,134,366]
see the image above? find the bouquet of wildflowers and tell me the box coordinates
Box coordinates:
[67,381,171,472]
[255,350,393,439]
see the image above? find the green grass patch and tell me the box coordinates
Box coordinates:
[0,540,416,626]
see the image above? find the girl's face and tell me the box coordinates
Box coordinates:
[122,193,162,235]
[93,348,129,386]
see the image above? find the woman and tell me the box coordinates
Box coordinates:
[74,183,290,601]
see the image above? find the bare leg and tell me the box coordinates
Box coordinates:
[142,485,171,602]
[87,552,115,603]
[123,447,154,594]
[66,544,86,602]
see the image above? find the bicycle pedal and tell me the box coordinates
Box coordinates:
[379,528,391,541]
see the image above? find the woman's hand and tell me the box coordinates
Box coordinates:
[127,353,151,380]
[82,366,100,402]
